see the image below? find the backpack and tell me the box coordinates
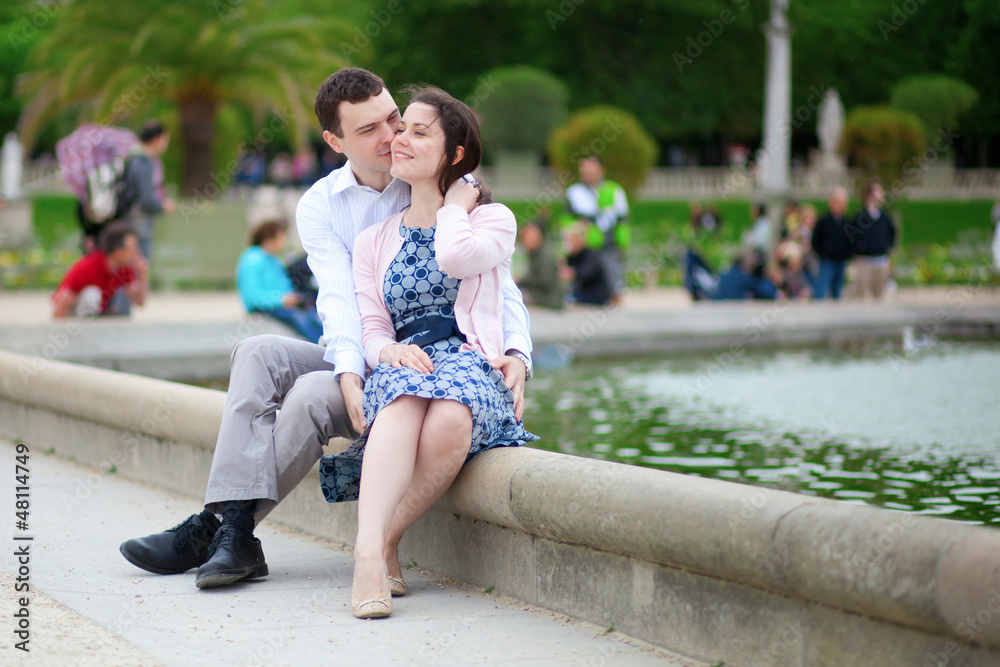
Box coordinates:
[82,154,139,224]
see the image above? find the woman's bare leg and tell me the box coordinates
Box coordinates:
[383,399,472,580]
[353,395,429,603]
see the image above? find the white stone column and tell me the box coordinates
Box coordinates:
[759,0,792,250]
[1,132,23,200]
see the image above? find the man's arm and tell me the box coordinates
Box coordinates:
[124,259,149,307]
[51,288,76,318]
[295,191,367,379]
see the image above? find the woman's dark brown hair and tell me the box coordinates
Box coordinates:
[402,85,492,204]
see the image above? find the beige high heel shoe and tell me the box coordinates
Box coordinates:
[352,560,393,619]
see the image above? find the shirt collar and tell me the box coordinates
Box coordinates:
[329,159,408,198]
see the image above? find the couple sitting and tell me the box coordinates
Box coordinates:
[119,69,536,619]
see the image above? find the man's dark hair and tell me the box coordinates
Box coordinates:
[250,219,287,247]
[314,68,387,137]
[402,84,492,204]
[98,221,137,254]
[139,120,167,144]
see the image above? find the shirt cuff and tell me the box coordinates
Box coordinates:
[327,348,367,379]
[503,334,533,360]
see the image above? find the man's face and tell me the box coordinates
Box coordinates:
[829,189,848,216]
[579,159,603,187]
[323,88,400,180]
[111,235,139,266]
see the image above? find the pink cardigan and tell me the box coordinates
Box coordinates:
[353,203,517,371]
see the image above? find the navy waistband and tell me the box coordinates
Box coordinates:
[395,314,465,348]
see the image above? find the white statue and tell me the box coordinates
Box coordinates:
[1,132,23,200]
[817,89,845,156]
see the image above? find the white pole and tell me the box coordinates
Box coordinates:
[1,132,23,201]
[760,0,791,250]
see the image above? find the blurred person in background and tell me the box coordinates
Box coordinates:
[712,248,780,301]
[236,219,322,342]
[811,186,854,299]
[565,155,630,303]
[561,221,612,305]
[516,222,564,309]
[847,178,896,300]
[124,120,175,260]
[52,222,147,318]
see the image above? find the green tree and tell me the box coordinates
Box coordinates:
[949,0,1000,165]
[840,106,926,187]
[547,105,658,197]
[17,0,350,195]
[475,65,568,159]
[890,75,978,143]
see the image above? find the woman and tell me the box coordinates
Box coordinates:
[318,86,537,618]
[236,219,323,342]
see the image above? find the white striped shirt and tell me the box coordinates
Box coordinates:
[296,160,532,378]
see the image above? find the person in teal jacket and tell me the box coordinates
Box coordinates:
[237,220,323,342]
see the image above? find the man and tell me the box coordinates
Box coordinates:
[516,222,564,309]
[124,120,175,260]
[847,179,896,300]
[52,222,148,317]
[119,68,533,589]
[564,156,630,302]
[811,186,854,299]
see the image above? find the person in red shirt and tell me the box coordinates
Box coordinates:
[52,221,148,317]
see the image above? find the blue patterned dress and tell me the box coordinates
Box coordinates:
[319,222,537,503]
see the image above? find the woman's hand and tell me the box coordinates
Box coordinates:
[444,178,481,213]
[380,343,434,374]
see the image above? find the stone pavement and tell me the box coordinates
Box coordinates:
[0,441,703,667]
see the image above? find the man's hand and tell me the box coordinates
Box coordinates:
[490,355,525,422]
[380,343,434,374]
[163,197,176,215]
[339,373,367,435]
[282,292,301,308]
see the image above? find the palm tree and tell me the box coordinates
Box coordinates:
[17,0,350,195]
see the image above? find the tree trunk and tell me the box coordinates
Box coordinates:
[179,97,217,197]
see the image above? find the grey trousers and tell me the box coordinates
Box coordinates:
[204,334,357,524]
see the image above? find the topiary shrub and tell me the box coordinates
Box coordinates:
[472,65,568,159]
[890,74,978,143]
[840,106,926,187]
[547,105,658,198]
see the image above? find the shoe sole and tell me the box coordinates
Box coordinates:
[119,543,195,575]
[195,563,269,589]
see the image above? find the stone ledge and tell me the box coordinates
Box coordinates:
[1,349,998,665]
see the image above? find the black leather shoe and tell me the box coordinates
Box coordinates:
[120,512,221,575]
[195,524,268,589]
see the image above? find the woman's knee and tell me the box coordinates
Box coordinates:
[420,401,472,454]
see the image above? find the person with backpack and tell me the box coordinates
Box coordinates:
[122,121,175,260]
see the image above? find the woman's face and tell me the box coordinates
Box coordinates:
[390,102,446,184]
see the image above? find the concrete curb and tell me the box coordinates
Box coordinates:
[2,349,999,665]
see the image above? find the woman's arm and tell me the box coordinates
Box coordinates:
[435,203,517,279]
[353,228,401,371]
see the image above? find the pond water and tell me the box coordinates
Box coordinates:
[522,339,1000,526]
